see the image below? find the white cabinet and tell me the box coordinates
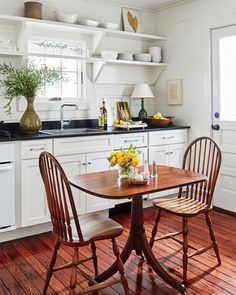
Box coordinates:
[86,152,113,213]
[21,140,53,227]
[57,154,87,215]
[21,159,50,227]
[54,135,114,156]
[114,132,147,149]
[19,130,188,228]
[148,130,187,200]
[54,136,115,213]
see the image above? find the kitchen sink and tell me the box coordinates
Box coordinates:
[40,128,103,136]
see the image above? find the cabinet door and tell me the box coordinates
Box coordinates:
[168,143,186,195]
[21,159,50,227]
[58,154,87,215]
[148,145,169,200]
[168,143,185,168]
[86,151,114,213]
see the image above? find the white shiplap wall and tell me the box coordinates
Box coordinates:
[0,0,156,123]
[154,0,236,140]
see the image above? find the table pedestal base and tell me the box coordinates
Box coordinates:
[95,195,186,294]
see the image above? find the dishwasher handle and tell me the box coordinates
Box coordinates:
[0,163,13,172]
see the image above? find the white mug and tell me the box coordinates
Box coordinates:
[149,47,161,62]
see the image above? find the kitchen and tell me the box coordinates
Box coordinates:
[0,0,235,294]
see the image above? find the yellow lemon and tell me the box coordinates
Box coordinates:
[113,118,119,125]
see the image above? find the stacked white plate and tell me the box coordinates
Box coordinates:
[117,53,133,61]
[133,53,152,62]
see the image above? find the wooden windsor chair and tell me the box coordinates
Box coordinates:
[39,152,130,295]
[149,136,222,283]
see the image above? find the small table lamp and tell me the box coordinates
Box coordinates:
[131,83,154,120]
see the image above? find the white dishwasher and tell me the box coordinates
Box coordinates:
[0,143,15,230]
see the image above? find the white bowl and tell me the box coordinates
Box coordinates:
[101,22,119,30]
[54,11,78,24]
[101,50,118,60]
[80,19,99,27]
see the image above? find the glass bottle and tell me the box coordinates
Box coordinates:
[138,98,147,120]
[98,107,104,130]
[151,161,158,178]
[102,99,108,129]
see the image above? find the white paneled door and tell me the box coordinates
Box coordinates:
[212,26,236,212]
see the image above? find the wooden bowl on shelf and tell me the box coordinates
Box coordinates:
[146,116,174,127]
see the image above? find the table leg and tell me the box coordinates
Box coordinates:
[95,195,186,294]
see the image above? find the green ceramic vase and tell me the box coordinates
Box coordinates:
[19,96,42,134]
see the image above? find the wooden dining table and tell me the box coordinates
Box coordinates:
[70,165,207,295]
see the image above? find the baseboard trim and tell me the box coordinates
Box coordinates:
[213,206,236,217]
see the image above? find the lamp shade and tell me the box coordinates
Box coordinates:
[131,83,154,98]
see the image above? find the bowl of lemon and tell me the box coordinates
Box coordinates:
[147,113,174,127]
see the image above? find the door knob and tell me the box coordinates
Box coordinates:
[211,124,220,131]
[214,112,220,118]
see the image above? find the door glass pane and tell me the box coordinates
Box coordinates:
[219,36,236,120]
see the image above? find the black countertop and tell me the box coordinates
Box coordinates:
[0,120,190,142]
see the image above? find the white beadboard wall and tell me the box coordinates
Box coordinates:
[0,0,156,123]
[154,0,236,140]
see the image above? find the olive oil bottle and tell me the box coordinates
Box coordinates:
[98,107,104,130]
[102,99,108,129]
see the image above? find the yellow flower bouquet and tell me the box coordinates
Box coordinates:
[107,144,141,179]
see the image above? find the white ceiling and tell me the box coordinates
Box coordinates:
[99,0,187,10]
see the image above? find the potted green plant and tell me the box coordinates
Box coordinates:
[0,61,60,134]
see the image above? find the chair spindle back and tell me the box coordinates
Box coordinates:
[39,152,83,243]
[179,137,221,207]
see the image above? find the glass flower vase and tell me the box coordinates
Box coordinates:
[118,165,132,179]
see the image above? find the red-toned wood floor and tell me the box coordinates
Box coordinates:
[0,207,235,295]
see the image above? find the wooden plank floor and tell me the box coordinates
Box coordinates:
[0,208,235,295]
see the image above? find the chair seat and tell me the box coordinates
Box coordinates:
[153,196,208,216]
[71,213,123,243]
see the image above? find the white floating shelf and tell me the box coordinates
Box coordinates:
[0,51,88,60]
[0,14,167,45]
[87,58,167,84]
[0,14,167,85]
[88,58,167,67]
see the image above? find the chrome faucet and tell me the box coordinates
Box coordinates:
[60,103,78,130]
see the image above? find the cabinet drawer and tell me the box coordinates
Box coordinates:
[149,130,187,146]
[54,135,114,156]
[114,133,147,149]
[21,140,53,160]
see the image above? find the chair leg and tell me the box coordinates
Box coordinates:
[182,217,188,284]
[70,247,79,295]
[91,242,98,276]
[112,238,130,295]
[43,238,60,295]
[205,212,221,265]
[150,209,161,249]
